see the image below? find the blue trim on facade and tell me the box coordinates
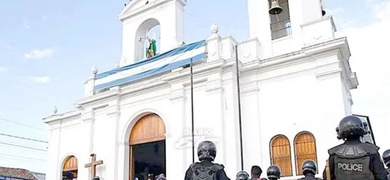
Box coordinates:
[94,53,205,91]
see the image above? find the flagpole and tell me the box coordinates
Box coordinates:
[235,45,244,171]
[190,58,195,163]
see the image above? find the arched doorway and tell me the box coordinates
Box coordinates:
[62,155,78,180]
[129,113,166,180]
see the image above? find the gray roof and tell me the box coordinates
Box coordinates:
[0,166,45,180]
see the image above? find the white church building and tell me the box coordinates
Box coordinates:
[43,0,361,179]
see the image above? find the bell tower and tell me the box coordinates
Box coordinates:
[247,0,333,58]
[118,0,186,66]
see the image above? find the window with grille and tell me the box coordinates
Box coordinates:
[270,135,293,177]
[269,0,291,40]
[294,131,318,175]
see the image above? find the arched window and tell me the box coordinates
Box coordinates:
[62,155,78,179]
[294,131,318,175]
[270,135,293,177]
[269,0,291,40]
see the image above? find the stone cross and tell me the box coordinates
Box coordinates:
[85,153,103,178]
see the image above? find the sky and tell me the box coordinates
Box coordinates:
[0,0,389,174]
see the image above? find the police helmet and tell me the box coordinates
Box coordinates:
[336,115,366,140]
[301,160,317,175]
[266,165,281,179]
[382,149,390,166]
[236,170,250,180]
[197,141,217,161]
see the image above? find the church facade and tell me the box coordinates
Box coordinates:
[43,0,360,179]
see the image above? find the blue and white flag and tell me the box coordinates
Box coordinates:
[94,40,206,92]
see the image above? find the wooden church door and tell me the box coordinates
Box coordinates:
[129,113,166,180]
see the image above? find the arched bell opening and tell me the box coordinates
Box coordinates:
[134,18,161,62]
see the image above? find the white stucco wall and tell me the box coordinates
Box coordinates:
[247,0,335,60]
[43,0,359,179]
[119,0,185,66]
[44,33,357,180]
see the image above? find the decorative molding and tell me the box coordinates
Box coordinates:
[106,105,120,117]
[43,110,81,123]
[162,60,225,82]
[165,133,172,138]
[315,68,342,80]
[206,79,224,93]
[118,141,130,147]
[169,88,185,101]
[77,88,121,106]
[241,85,260,94]
[349,72,359,89]
[119,0,181,21]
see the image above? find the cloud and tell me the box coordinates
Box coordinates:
[28,76,52,84]
[339,0,390,148]
[0,67,7,73]
[326,7,358,30]
[31,76,52,84]
[23,21,31,30]
[1,44,14,51]
[24,48,54,60]
[41,16,48,21]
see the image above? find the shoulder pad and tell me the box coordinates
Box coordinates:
[190,162,201,170]
[328,144,343,155]
[329,143,378,158]
[361,142,380,153]
[211,163,224,171]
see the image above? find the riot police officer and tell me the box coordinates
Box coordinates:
[184,141,230,180]
[250,165,262,180]
[382,149,390,179]
[323,115,388,180]
[298,160,322,180]
[236,171,250,180]
[266,165,280,180]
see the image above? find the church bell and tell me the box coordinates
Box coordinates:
[269,0,283,15]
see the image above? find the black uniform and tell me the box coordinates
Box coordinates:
[323,115,388,180]
[236,170,250,180]
[184,160,230,180]
[299,160,322,180]
[184,141,230,180]
[297,174,322,180]
[324,140,387,180]
[266,165,280,180]
[382,149,390,180]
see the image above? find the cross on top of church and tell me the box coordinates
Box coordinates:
[85,153,103,178]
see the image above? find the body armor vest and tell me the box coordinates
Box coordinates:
[190,163,223,180]
[386,168,390,180]
[297,176,322,180]
[329,142,378,180]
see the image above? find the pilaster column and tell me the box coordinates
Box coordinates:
[106,101,121,180]
[167,83,187,178]
[205,73,225,164]
[79,109,95,180]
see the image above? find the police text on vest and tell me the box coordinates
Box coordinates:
[337,163,363,172]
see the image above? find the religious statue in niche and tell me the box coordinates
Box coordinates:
[146,36,157,58]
